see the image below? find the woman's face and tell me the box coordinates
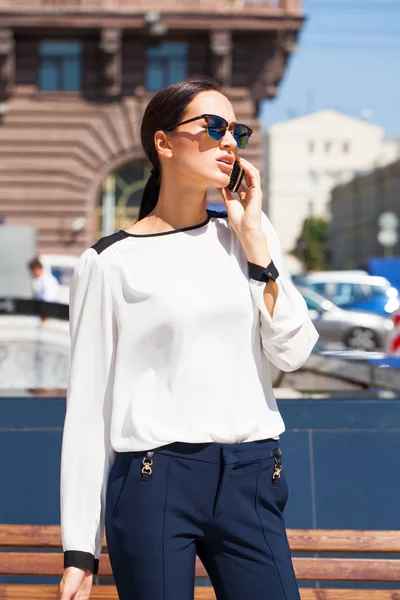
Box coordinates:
[159,90,239,189]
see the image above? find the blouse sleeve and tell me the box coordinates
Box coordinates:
[248,212,319,372]
[60,248,117,574]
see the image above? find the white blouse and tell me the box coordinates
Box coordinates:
[60,210,318,572]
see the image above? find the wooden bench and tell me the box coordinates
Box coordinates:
[1,525,400,599]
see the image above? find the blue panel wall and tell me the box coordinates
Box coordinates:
[278,397,400,530]
[0,394,400,532]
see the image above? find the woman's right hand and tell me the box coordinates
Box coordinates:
[58,566,93,599]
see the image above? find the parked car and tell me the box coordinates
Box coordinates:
[298,271,399,317]
[297,285,393,351]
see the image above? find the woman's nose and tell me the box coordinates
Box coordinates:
[220,128,237,150]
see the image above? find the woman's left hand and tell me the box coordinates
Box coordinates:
[218,157,263,238]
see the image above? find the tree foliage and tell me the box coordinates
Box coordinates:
[291,217,330,271]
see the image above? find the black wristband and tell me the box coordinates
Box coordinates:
[248,260,279,283]
[64,550,98,574]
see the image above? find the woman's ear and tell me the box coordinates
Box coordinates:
[154,130,173,160]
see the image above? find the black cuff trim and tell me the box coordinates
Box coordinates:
[248,260,279,283]
[64,550,98,574]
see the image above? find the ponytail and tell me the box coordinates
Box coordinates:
[138,168,160,221]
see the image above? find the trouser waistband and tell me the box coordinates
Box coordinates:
[151,438,281,464]
[154,439,281,518]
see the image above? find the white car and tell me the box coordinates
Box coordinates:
[298,286,394,351]
[40,254,79,305]
[299,271,399,316]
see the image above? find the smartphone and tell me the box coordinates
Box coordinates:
[226,160,244,193]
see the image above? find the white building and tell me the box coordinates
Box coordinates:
[264,110,400,273]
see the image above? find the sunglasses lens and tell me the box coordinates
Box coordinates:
[234,125,250,149]
[207,116,227,141]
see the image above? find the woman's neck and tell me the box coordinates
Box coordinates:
[148,175,208,232]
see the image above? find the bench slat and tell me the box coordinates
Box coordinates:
[1,586,400,600]
[293,558,400,582]
[300,592,400,600]
[289,529,400,553]
[0,585,118,599]
[0,553,207,579]
[2,526,400,553]
[0,526,61,548]
[1,553,400,582]
[0,585,209,599]
[0,554,112,578]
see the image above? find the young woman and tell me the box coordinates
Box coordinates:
[58,76,318,600]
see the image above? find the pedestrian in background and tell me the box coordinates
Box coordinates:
[58,76,319,600]
[28,257,60,303]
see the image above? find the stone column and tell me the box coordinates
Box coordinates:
[99,27,122,100]
[210,30,232,87]
[252,32,297,104]
[0,28,15,103]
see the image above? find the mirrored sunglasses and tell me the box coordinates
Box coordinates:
[173,113,253,149]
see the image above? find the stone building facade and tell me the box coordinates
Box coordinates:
[264,110,399,273]
[0,0,303,253]
[329,159,400,269]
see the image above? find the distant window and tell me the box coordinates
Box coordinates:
[343,141,350,153]
[309,170,319,185]
[303,294,322,312]
[325,141,332,153]
[308,141,315,153]
[39,41,82,91]
[146,42,188,92]
[309,283,330,297]
[326,170,341,182]
[51,266,75,287]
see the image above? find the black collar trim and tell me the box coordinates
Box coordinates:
[119,209,224,238]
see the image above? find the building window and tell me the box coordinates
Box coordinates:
[309,170,319,185]
[325,141,332,153]
[343,141,350,153]
[39,41,82,91]
[98,161,152,236]
[146,42,188,92]
[308,140,315,153]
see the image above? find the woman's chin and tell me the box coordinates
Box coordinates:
[207,172,231,188]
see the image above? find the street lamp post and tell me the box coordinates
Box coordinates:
[102,174,116,237]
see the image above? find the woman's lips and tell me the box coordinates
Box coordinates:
[216,160,233,172]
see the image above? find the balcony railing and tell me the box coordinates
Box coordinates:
[0,0,301,14]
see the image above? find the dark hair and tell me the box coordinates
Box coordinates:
[138,75,220,220]
[28,257,42,270]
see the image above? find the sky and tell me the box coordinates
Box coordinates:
[260,0,400,139]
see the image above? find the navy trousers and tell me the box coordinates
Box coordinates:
[105,438,300,600]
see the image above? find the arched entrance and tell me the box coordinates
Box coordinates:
[98,159,152,237]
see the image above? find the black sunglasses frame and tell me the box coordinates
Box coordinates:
[170,113,253,148]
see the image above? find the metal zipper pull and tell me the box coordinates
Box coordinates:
[141,451,154,481]
[272,457,282,484]
[271,448,283,485]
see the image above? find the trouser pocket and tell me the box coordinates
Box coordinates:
[107,451,157,517]
[257,448,289,514]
